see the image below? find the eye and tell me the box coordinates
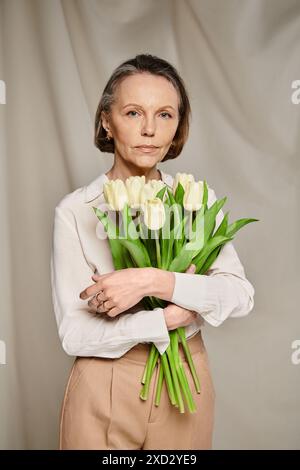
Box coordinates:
[126,110,139,117]
[126,110,172,119]
[160,112,172,119]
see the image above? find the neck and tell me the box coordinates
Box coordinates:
[105,161,162,183]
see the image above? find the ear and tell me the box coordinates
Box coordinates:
[101,111,110,132]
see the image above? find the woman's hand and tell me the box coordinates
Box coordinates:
[81,262,197,319]
[162,264,198,330]
[163,303,198,330]
[79,267,150,318]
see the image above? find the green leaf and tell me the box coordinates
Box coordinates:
[118,238,152,268]
[161,220,172,270]
[108,240,128,270]
[187,196,227,250]
[168,238,200,272]
[166,188,182,228]
[191,204,205,241]
[119,203,139,240]
[193,235,234,273]
[155,185,168,202]
[199,245,223,274]
[93,206,118,239]
[174,181,184,206]
[226,218,259,238]
[204,197,227,243]
[202,180,209,206]
[198,215,258,274]
[165,188,184,259]
[122,248,135,268]
[214,211,229,237]
[93,206,125,270]
[195,212,229,274]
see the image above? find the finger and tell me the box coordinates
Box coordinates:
[96,303,107,313]
[92,274,105,282]
[88,308,105,317]
[95,291,106,302]
[106,306,120,318]
[185,264,196,273]
[97,299,114,313]
[92,273,110,282]
[88,308,98,314]
[105,300,114,311]
[88,296,99,308]
[80,281,102,300]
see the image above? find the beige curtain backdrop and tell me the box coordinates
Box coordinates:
[0,0,299,449]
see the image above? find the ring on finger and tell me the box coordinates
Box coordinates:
[97,299,108,313]
[96,290,105,303]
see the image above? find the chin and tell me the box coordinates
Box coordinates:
[133,158,157,166]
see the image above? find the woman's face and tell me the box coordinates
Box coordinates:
[102,73,180,170]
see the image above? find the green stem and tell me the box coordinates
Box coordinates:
[171,331,196,413]
[140,345,159,400]
[148,296,164,309]
[189,211,194,240]
[150,349,159,377]
[177,327,201,393]
[141,343,156,384]
[161,352,177,406]
[143,296,154,310]
[154,361,164,406]
[165,344,185,413]
[155,230,161,268]
[120,205,128,239]
[177,363,197,413]
[138,210,146,240]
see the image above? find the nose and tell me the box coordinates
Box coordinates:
[141,116,155,137]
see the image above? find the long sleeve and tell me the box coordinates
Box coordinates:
[170,188,255,327]
[50,205,170,358]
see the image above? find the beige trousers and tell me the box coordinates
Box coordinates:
[59,331,215,450]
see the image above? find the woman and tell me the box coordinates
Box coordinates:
[50,54,255,450]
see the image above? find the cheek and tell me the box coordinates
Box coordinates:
[113,116,137,138]
[115,125,136,146]
[159,120,179,140]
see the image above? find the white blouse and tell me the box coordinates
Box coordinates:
[50,169,255,358]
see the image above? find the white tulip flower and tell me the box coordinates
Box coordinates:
[140,180,165,208]
[173,172,195,194]
[183,180,204,211]
[143,198,166,231]
[125,175,146,209]
[103,179,128,211]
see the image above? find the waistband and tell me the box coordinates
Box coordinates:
[118,330,205,364]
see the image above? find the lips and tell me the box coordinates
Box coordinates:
[136,145,158,148]
[135,145,158,153]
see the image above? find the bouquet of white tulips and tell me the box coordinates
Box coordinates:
[93,172,258,413]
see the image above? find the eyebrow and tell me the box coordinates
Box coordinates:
[122,103,176,111]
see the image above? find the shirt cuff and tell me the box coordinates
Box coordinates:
[171,271,221,326]
[130,307,170,355]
